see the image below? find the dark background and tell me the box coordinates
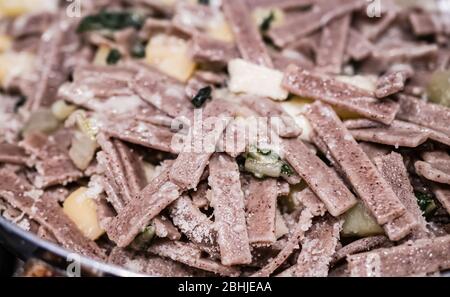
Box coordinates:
[0,244,14,276]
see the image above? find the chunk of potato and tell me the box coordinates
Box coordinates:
[142,162,157,183]
[281,95,360,122]
[341,202,384,237]
[280,97,314,141]
[93,45,111,66]
[0,35,12,52]
[334,75,377,119]
[427,70,450,107]
[63,187,104,240]
[0,51,35,87]
[207,17,234,43]
[333,106,362,120]
[282,97,314,111]
[146,34,196,82]
[0,0,58,17]
[22,108,60,137]
[155,0,176,6]
[69,131,98,171]
[335,75,377,93]
[51,100,76,121]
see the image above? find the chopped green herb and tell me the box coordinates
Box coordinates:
[247,147,278,161]
[77,11,144,33]
[191,86,212,108]
[131,41,146,59]
[198,0,210,5]
[262,35,275,46]
[257,148,272,156]
[131,225,155,250]
[415,191,437,217]
[244,146,292,178]
[260,11,275,32]
[281,163,294,177]
[106,49,122,65]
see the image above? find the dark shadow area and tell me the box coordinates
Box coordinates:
[0,244,14,276]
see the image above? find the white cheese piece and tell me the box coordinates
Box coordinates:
[280,98,313,141]
[228,59,289,101]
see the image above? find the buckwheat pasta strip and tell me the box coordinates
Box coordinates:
[347,235,450,277]
[305,103,408,236]
[2,0,450,278]
[223,0,273,67]
[209,153,252,266]
[283,65,399,125]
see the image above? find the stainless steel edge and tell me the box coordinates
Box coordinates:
[2,215,450,277]
[0,216,146,277]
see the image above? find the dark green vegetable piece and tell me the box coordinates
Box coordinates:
[131,225,155,250]
[257,148,272,156]
[281,163,294,177]
[260,11,275,32]
[198,0,210,5]
[191,86,212,108]
[14,96,26,112]
[106,49,122,65]
[415,191,437,217]
[244,146,293,178]
[77,11,144,33]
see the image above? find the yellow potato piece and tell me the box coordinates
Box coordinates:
[334,107,362,120]
[143,162,158,183]
[281,97,314,114]
[280,97,314,141]
[283,96,360,120]
[0,51,35,88]
[342,203,384,238]
[0,0,57,17]
[93,45,111,66]
[159,0,176,6]
[63,187,104,240]
[0,35,12,53]
[51,100,76,121]
[146,34,196,82]
[207,19,235,43]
